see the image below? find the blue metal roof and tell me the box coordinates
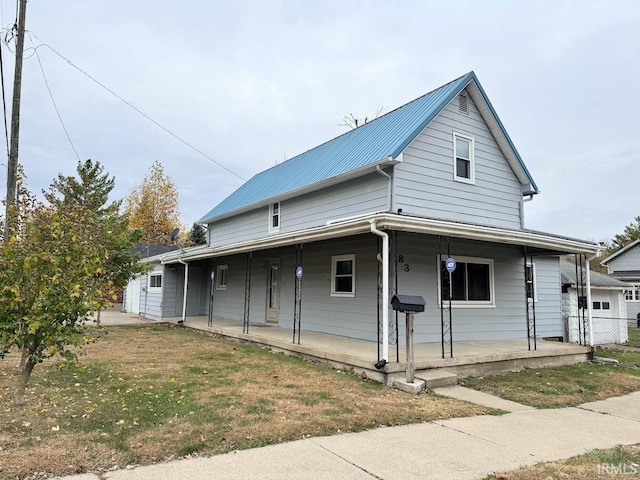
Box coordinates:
[200,71,537,222]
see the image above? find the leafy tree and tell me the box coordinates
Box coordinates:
[609,216,640,253]
[0,167,145,405]
[124,161,180,245]
[188,222,207,246]
[44,160,145,325]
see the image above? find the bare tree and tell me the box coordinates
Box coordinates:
[337,105,386,130]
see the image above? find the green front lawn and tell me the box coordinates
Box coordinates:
[461,354,640,409]
[0,324,493,479]
[627,328,640,348]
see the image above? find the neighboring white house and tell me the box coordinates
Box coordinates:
[602,239,640,328]
[136,72,599,370]
[560,260,629,345]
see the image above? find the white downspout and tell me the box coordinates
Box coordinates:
[178,258,188,322]
[370,221,389,362]
[520,194,534,229]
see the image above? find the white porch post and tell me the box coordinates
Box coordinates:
[585,259,594,347]
[180,260,189,322]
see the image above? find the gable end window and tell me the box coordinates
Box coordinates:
[438,255,494,307]
[331,254,355,297]
[453,133,475,184]
[269,202,280,233]
[216,264,228,290]
[149,274,162,290]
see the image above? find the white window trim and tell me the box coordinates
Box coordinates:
[149,273,163,290]
[216,264,228,291]
[625,284,640,302]
[453,132,475,185]
[268,202,281,233]
[437,254,495,308]
[331,254,356,298]
[526,262,538,302]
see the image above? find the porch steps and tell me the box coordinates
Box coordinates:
[415,371,458,389]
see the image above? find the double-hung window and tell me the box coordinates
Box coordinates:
[331,254,355,297]
[453,132,475,184]
[269,202,280,233]
[625,285,640,301]
[149,273,162,290]
[216,264,228,290]
[438,255,494,307]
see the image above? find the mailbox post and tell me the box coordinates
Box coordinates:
[391,295,426,383]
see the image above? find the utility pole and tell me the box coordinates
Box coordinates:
[3,0,27,241]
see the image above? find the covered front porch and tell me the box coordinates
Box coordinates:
[165,315,591,384]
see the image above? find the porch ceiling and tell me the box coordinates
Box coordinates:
[159,213,599,265]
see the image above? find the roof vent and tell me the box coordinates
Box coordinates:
[458,94,469,114]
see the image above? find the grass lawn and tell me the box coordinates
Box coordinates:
[0,324,493,479]
[597,348,640,367]
[486,444,640,479]
[461,350,640,408]
[627,328,640,348]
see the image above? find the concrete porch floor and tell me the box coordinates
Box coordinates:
[164,316,592,383]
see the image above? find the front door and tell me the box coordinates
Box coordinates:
[266,259,281,323]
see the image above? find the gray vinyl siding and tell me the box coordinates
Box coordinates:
[628,302,640,327]
[606,245,640,326]
[208,173,389,248]
[281,173,388,232]
[209,208,266,247]
[162,261,210,318]
[392,233,558,343]
[141,264,163,321]
[162,268,179,317]
[208,237,379,340]
[607,244,640,273]
[202,233,554,344]
[531,257,563,338]
[394,88,523,229]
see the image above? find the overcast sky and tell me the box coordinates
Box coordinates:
[1,0,638,243]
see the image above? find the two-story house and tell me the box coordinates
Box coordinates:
[141,72,599,382]
[602,239,640,327]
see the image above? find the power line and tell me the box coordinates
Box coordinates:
[29,33,80,161]
[0,26,9,157]
[29,33,246,182]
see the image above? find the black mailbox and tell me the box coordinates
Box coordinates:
[391,294,426,313]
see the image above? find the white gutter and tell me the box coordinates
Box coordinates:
[161,213,599,265]
[326,210,387,226]
[369,221,389,363]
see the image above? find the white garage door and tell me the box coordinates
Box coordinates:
[125,276,141,314]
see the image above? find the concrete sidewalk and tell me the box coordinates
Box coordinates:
[54,391,640,480]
